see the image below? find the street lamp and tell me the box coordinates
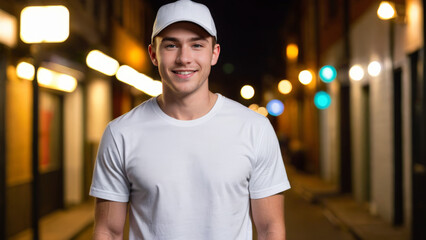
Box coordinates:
[86,50,119,76]
[20,6,69,43]
[0,9,17,48]
[377,1,397,20]
[377,1,406,22]
[20,5,70,240]
[116,65,162,97]
[16,62,78,92]
[16,61,35,80]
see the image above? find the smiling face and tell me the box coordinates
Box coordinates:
[149,22,220,99]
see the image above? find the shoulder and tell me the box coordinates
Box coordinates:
[219,95,269,126]
[108,97,157,132]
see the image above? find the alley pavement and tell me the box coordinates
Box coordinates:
[287,166,410,240]
[9,201,94,240]
[9,165,410,240]
[285,187,356,239]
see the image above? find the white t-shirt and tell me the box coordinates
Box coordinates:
[90,94,290,240]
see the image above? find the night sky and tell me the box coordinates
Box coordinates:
[147,0,297,101]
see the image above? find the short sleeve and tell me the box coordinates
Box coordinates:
[89,124,130,202]
[249,119,291,199]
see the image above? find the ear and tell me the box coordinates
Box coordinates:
[210,43,220,66]
[148,44,158,66]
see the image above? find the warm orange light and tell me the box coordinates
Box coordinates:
[278,80,292,94]
[16,61,35,80]
[116,65,162,97]
[16,61,77,92]
[37,67,77,92]
[86,50,119,76]
[0,9,17,47]
[286,43,299,61]
[377,1,396,20]
[20,5,69,43]
[257,107,268,117]
[248,104,259,111]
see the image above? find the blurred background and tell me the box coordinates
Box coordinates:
[0,0,425,239]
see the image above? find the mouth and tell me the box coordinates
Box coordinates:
[172,70,197,75]
[172,70,197,78]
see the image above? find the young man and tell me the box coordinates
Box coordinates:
[90,0,291,239]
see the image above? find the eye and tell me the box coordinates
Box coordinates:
[165,44,177,49]
[192,43,203,48]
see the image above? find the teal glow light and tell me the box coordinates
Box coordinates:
[266,99,284,116]
[314,91,331,109]
[319,65,337,83]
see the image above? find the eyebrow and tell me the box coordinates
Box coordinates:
[161,37,209,43]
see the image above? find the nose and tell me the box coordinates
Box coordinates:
[176,45,192,64]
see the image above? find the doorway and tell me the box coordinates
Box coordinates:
[361,84,371,202]
[393,67,403,225]
[39,89,64,216]
[409,50,426,239]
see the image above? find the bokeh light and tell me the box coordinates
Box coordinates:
[299,70,313,85]
[0,9,17,47]
[266,99,284,116]
[377,1,396,20]
[368,61,382,77]
[223,63,234,74]
[16,61,35,80]
[116,65,162,96]
[319,65,337,83]
[257,107,268,117]
[278,80,292,94]
[286,43,298,61]
[349,65,364,81]
[248,103,259,111]
[314,91,331,109]
[20,5,69,43]
[86,50,119,76]
[241,85,255,99]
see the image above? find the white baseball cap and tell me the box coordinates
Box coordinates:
[151,0,217,42]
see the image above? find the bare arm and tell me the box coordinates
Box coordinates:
[251,193,286,240]
[93,198,128,240]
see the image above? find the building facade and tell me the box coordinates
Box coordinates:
[282,0,426,239]
[0,0,155,238]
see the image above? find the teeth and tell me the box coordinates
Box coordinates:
[175,71,194,75]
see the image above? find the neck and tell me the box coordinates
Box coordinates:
[157,91,218,120]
